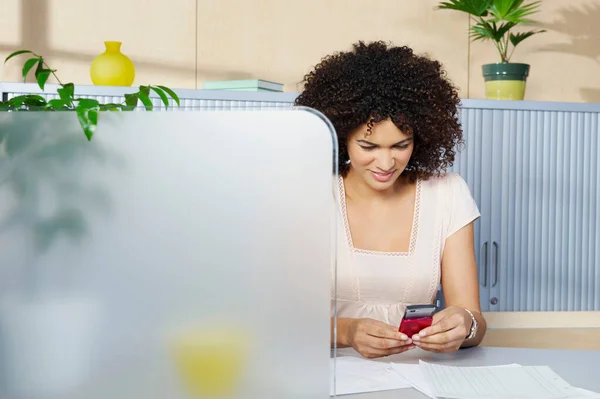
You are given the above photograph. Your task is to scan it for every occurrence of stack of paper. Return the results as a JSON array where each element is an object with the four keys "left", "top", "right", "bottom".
[
  {"left": 330, "top": 355, "right": 600, "bottom": 398},
  {"left": 392, "top": 361, "right": 600, "bottom": 399}
]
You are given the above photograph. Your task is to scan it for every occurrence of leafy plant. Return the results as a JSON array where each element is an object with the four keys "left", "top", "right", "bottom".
[
  {"left": 437, "top": 0, "right": 546, "bottom": 63},
  {"left": 0, "top": 50, "right": 181, "bottom": 140}
]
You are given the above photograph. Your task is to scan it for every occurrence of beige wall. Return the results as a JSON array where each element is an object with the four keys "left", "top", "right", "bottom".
[{"left": 1, "top": 0, "right": 599, "bottom": 102}]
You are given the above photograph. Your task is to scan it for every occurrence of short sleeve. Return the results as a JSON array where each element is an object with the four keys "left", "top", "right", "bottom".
[{"left": 443, "top": 172, "right": 480, "bottom": 239}]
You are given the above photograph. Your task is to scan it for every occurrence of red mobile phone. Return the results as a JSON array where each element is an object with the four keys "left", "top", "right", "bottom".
[{"left": 398, "top": 304, "right": 436, "bottom": 336}]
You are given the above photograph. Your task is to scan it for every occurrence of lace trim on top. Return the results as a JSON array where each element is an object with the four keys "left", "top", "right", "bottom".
[{"left": 338, "top": 175, "right": 421, "bottom": 257}]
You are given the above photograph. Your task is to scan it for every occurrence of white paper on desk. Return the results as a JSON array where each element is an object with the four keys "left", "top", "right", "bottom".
[
  {"left": 419, "top": 360, "right": 580, "bottom": 399},
  {"left": 391, "top": 363, "right": 434, "bottom": 398},
  {"left": 571, "top": 387, "right": 600, "bottom": 398},
  {"left": 390, "top": 363, "right": 521, "bottom": 398},
  {"left": 330, "top": 356, "right": 411, "bottom": 395}
]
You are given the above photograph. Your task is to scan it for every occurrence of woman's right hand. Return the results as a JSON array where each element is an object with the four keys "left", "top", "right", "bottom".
[{"left": 346, "top": 318, "right": 414, "bottom": 358}]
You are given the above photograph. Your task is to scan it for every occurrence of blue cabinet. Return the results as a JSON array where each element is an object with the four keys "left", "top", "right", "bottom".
[{"left": 452, "top": 101, "right": 600, "bottom": 311}]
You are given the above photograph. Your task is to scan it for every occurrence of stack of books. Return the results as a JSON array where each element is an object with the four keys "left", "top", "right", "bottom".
[{"left": 202, "top": 79, "right": 283, "bottom": 92}]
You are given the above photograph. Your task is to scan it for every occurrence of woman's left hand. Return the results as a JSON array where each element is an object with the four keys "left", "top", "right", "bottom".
[{"left": 410, "top": 306, "right": 471, "bottom": 353}]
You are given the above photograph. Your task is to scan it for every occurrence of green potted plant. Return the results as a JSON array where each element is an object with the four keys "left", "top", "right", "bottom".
[
  {"left": 0, "top": 50, "right": 180, "bottom": 397},
  {"left": 437, "top": 0, "right": 546, "bottom": 100},
  {"left": 1, "top": 49, "right": 180, "bottom": 139}
]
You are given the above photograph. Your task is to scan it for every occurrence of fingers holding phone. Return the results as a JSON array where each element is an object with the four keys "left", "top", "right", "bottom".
[
  {"left": 347, "top": 318, "right": 414, "bottom": 359},
  {"left": 411, "top": 306, "right": 471, "bottom": 353},
  {"left": 398, "top": 304, "right": 435, "bottom": 337}
]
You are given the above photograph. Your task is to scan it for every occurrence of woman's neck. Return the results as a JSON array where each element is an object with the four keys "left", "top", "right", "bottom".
[{"left": 343, "top": 169, "right": 413, "bottom": 203}]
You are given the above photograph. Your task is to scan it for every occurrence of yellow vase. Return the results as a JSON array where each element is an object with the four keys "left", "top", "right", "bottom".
[
  {"left": 169, "top": 326, "right": 251, "bottom": 398},
  {"left": 90, "top": 41, "right": 135, "bottom": 86}
]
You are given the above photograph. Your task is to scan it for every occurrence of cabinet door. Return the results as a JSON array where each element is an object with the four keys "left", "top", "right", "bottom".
[
  {"left": 491, "top": 110, "right": 600, "bottom": 311},
  {"left": 450, "top": 107, "right": 494, "bottom": 311}
]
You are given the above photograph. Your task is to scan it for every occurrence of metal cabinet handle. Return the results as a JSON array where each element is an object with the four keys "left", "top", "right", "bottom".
[
  {"left": 492, "top": 241, "right": 499, "bottom": 287},
  {"left": 481, "top": 242, "right": 488, "bottom": 287}
]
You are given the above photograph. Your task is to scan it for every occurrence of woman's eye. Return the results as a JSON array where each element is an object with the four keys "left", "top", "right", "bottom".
[
  {"left": 394, "top": 145, "right": 409, "bottom": 150},
  {"left": 359, "top": 146, "right": 376, "bottom": 151}
]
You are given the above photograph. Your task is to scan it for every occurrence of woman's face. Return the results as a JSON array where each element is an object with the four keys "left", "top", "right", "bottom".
[{"left": 346, "top": 119, "right": 414, "bottom": 191}]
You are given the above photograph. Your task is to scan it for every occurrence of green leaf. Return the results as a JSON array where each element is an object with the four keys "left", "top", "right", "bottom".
[
  {"left": 57, "top": 83, "right": 75, "bottom": 101},
  {"left": 76, "top": 98, "right": 100, "bottom": 108},
  {"left": 495, "top": 21, "right": 516, "bottom": 40},
  {"left": 150, "top": 86, "right": 170, "bottom": 108},
  {"left": 4, "top": 50, "right": 34, "bottom": 64},
  {"left": 437, "top": 0, "right": 492, "bottom": 17},
  {"left": 99, "top": 103, "right": 124, "bottom": 111},
  {"left": 36, "top": 70, "right": 51, "bottom": 90},
  {"left": 21, "top": 57, "right": 40, "bottom": 82},
  {"left": 509, "top": 29, "right": 546, "bottom": 46},
  {"left": 89, "top": 108, "right": 98, "bottom": 125},
  {"left": 470, "top": 20, "right": 497, "bottom": 41},
  {"left": 76, "top": 106, "right": 99, "bottom": 141},
  {"left": 35, "top": 58, "right": 44, "bottom": 75},
  {"left": 139, "top": 85, "right": 151, "bottom": 97},
  {"left": 156, "top": 85, "right": 180, "bottom": 106},
  {"left": 7, "top": 94, "right": 47, "bottom": 108},
  {"left": 46, "top": 99, "right": 71, "bottom": 109},
  {"left": 124, "top": 93, "right": 139, "bottom": 107},
  {"left": 138, "top": 92, "right": 153, "bottom": 111},
  {"left": 489, "top": 0, "right": 542, "bottom": 23},
  {"left": 488, "top": 0, "right": 522, "bottom": 19}
]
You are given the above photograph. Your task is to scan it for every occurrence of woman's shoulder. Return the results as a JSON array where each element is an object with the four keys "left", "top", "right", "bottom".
[{"left": 422, "top": 172, "right": 468, "bottom": 192}]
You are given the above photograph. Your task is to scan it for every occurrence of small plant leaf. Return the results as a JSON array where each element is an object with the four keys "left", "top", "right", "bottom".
[
  {"left": 138, "top": 91, "right": 153, "bottom": 111},
  {"left": 35, "top": 69, "right": 52, "bottom": 90},
  {"left": 8, "top": 94, "right": 47, "bottom": 108},
  {"left": 490, "top": 0, "right": 542, "bottom": 23},
  {"left": 437, "top": 0, "right": 492, "bottom": 16},
  {"left": 21, "top": 57, "right": 39, "bottom": 82},
  {"left": 496, "top": 22, "right": 516, "bottom": 41},
  {"left": 150, "top": 86, "right": 170, "bottom": 108},
  {"left": 47, "top": 99, "right": 71, "bottom": 109},
  {"left": 139, "top": 85, "right": 151, "bottom": 96},
  {"left": 470, "top": 21, "right": 496, "bottom": 41},
  {"left": 99, "top": 103, "right": 124, "bottom": 111},
  {"left": 124, "top": 93, "right": 139, "bottom": 107},
  {"left": 57, "top": 83, "right": 75, "bottom": 101},
  {"left": 76, "top": 106, "right": 99, "bottom": 141},
  {"left": 156, "top": 85, "right": 180, "bottom": 106},
  {"left": 76, "top": 98, "right": 100, "bottom": 108},
  {"left": 510, "top": 30, "right": 546, "bottom": 47},
  {"left": 4, "top": 50, "right": 34, "bottom": 64}
]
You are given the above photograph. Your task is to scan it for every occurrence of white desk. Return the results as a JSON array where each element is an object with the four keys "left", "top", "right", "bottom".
[{"left": 334, "top": 346, "right": 600, "bottom": 398}]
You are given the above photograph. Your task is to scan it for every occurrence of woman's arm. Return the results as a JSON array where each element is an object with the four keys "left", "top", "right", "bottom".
[
  {"left": 331, "top": 317, "right": 352, "bottom": 348},
  {"left": 411, "top": 222, "right": 487, "bottom": 352},
  {"left": 331, "top": 317, "right": 352, "bottom": 347},
  {"left": 440, "top": 221, "right": 487, "bottom": 346}
]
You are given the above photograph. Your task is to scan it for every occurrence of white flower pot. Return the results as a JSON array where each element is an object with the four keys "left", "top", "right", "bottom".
[{"left": 0, "top": 296, "right": 101, "bottom": 397}]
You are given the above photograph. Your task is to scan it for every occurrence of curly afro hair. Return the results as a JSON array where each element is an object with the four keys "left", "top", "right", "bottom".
[{"left": 295, "top": 40, "right": 463, "bottom": 181}]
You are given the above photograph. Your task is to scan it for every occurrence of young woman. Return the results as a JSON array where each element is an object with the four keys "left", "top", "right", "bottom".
[{"left": 295, "top": 41, "right": 486, "bottom": 359}]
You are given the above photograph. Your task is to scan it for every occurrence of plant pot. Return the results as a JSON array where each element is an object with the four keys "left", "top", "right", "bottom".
[
  {"left": 482, "top": 63, "right": 530, "bottom": 100},
  {"left": 0, "top": 296, "right": 102, "bottom": 397}
]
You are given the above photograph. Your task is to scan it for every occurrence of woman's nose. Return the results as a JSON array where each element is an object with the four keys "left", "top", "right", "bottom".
[{"left": 377, "top": 152, "right": 395, "bottom": 171}]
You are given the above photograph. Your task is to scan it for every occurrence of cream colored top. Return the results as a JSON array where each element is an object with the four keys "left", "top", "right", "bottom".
[{"left": 332, "top": 172, "right": 480, "bottom": 327}]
